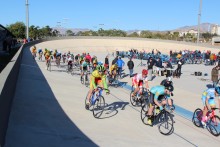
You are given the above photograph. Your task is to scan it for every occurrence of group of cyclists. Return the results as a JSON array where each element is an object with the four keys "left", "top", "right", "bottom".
[{"left": 31, "top": 46, "right": 220, "bottom": 128}]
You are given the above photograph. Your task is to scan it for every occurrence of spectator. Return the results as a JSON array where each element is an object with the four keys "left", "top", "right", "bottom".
[
  {"left": 112, "top": 56, "right": 118, "bottom": 65},
  {"left": 211, "top": 66, "right": 220, "bottom": 87},
  {"left": 127, "top": 58, "right": 134, "bottom": 77},
  {"left": 170, "top": 50, "right": 173, "bottom": 57},
  {"left": 155, "top": 58, "right": 163, "bottom": 76},
  {"left": 116, "top": 56, "right": 125, "bottom": 78},
  {"left": 147, "top": 57, "right": 154, "bottom": 81},
  {"left": 176, "top": 59, "right": 183, "bottom": 78},
  {"left": 104, "top": 55, "right": 109, "bottom": 70}
]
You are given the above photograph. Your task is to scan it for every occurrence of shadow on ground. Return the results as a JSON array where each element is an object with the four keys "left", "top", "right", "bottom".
[{"left": 5, "top": 47, "right": 98, "bottom": 147}]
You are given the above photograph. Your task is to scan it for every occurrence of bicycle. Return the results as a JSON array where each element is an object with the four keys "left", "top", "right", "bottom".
[
  {"left": 108, "top": 72, "right": 119, "bottom": 88},
  {"left": 130, "top": 87, "right": 150, "bottom": 107},
  {"left": 85, "top": 87, "right": 109, "bottom": 118},
  {"left": 192, "top": 108, "right": 220, "bottom": 136},
  {"left": 67, "top": 62, "right": 73, "bottom": 73},
  {"left": 46, "top": 59, "right": 51, "bottom": 72},
  {"left": 38, "top": 52, "right": 43, "bottom": 61},
  {"left": 141, "top": 96, "right": 174, "bottom": 135},
  {"left": 55, "top": 56, "right": 61, "bottom": 67},
  {"left": 81, "top": 71, "right": 90, "bottom": 87}
]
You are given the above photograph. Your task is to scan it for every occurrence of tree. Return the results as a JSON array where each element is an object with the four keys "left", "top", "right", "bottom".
[
  {"left": 127, "top": 32, "right": 139, "bottom": 37},
  {"left": 40, "top": 25, "right": 53, "bottom": 37},
  {"left": 173, "top": 32, "right": 179, "bottom": 40},
  {"left": 6, "top": 22, "right": 26, "bottom": 39},
  {"left": 140, "top": 31, "right": 153, "bottom": 38},
  {"left": 29, "top": 25, "right": 39, "bottom": 39},
  {"left": 52, "top": 29, "right": 59, "bottom": 37},
  {"left": 66, "top": 30, "right": 74, "bottom": 36}
]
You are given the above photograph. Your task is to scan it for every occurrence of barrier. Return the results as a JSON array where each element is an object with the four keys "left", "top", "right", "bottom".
[{"left": 0, "top": 40, "right": 42, "bottom": 146}]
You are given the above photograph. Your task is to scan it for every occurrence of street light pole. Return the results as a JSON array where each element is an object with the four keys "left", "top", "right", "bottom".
[
  {"left": 197, "top": 0, "right": 202, "bottom": 44},
  {"left": 25, "top": 0, "right": 29, "bottom": 39}
]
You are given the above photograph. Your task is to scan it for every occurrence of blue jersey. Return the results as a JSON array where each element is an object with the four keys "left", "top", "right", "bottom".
[
  {"left": 150, "top": 85, "right": 170, "bottom": 100},
  {"left": 202, "top": 88, "right": 216, "bottom": 106},
  {"left": 202, "top": 88, "right": 215, "bottom": 98}
]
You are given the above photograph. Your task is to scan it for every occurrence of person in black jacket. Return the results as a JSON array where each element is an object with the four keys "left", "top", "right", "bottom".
[
  {"left": 176, "top": 59, "right": 183, "bottom": 78},
  {"left": 112, "top": 56, "right": 118, "bottom": 65},
  {"left": 127, "top": 58, "right": 134, "bottom": 77},
  {"left": 104, "top": 55, "right": 109, "bottom": 70},
  {"left": 147, "top": 57, "right": 155, "bottom": 81}
]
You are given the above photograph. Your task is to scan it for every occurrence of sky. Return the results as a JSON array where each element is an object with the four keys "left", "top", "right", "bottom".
[{"left": 1, "top": 0, "right": 220, "bottom": 31}]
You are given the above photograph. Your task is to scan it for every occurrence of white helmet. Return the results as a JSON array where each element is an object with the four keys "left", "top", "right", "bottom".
[{"left": 167, "top": 77, "right": 172, "bottom": 82}]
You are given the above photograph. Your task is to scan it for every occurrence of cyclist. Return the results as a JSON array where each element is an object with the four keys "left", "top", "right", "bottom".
[
  {"left": 53, "top": 49, "right": 58, "bottom": 59},
  {"left": 67, "top": 51, "right": 71, "bottom": 58},
  {"left": 109, "top": 63, "right": 118, "bottom": 82},
  {"left": 85, "top": 65, "right": 110, "bottom": 109},
  {"left": 81, "top": 58, "right": 90, "bottom": 81},
  {"left": 201, "top": 87, "right": 220, "bottom": 127},
  {"left": 45, "top": 50, "right": 53, "bottom": 67},
  {"left": 38, "top": 48, "right": 43, "bottom": 60},
  {"left": 62, "top": 53, "right": 67, "bottom": 63},
  {"left": 67, "top": 55, "right": 73, "bottom": 70},
  {"left": 147, "top": 85, "right": 174, "bottom": 125},
  {"left": 131, "top": 69, "right": 149, "bottom": 98},
  {"left": 160, "top": 77, "right": 174, "bottom": 96},
  {"left": 92, "top": 58, "right": 98, "bottom": 71},
  {"left": 31, "top": 46, "right": 37, "bottom": 59},
  {"left": 56, "top": 51, "right": 62, "bottom": 66}
]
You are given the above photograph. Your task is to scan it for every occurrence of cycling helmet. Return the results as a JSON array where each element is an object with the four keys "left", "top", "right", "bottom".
[
  {"left": 167, "top": 77, "right": 172, "bottom": 82},
  {"left": 97, "top": 65, "right": 105, "bottom": 72},
  {"left": 215, "top": 86, "right": 220, "bottom": 94},
  {"left": 97, "top": 61, "right": 103, "bottom": 65},
  {"left": 142, "top": 69, "right": 148, "bottom": 75},
  {"left": 165, "top": 85, "right": 174, "bottom": 92}
]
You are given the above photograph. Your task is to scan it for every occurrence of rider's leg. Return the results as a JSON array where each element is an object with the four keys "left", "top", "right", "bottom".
[
  {"left": 87, "top": 81, "right": 94, "bottom": 104},
  {"left": 132, "top": 87, "right": 139, "bottom": 97}
]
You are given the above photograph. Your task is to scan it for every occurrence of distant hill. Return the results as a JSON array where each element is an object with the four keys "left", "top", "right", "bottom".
[
  {"left": 172, "top": 23, "right": 216, "bottom": 33},
  {"left": 53, "top": 23, "right": 218, "bottom": 34}
]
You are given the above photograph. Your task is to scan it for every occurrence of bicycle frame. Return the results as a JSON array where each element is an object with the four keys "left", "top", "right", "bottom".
[{"left": 91, "top": 88, "right": 103, "bottom": 105}]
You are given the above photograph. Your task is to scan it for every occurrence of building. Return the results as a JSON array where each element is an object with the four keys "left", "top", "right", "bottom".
[
  {"left": 211, "top": 25, "right": 220, "bottom": 35},
  {"left": 178, "top": 29, "right": 198, "bottom": 37},
  {"left": 0, "top": 24, "right": 15, "bottom": 52}
]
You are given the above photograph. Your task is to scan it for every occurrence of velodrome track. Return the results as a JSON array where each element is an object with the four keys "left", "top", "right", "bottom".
[{"left": 4, "top": 40, "right": 220, "bottom": 147}]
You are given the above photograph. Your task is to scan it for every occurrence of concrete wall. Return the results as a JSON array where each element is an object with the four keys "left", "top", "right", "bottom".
[{"left": 0, "top": 40, "right": 42, "bottom": 146}]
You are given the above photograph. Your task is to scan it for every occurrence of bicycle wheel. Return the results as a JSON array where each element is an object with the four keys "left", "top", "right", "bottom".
[
  {"left": 140, "top": 103, "right": 150, "bottom": 125},
  {"left": 130, "top": 92, "right": 138, "bottom": 106},
  {"left": 158, "top": 111, "right": 174, "bottom": 135},
  {"left": 81, "top": 76, "right": 84, "bottom": 84},
  {"left": 93, "top": 96, "right": 105, "bottom": 118},
  {"left": 207, "top": 115, "right": 220, "bottom": 137},
  {"left": 192, "top": 108, "right": 203, "bottom": 127}
]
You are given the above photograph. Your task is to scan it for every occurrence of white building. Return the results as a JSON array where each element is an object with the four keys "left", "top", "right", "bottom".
[
  {"left": 178, "top": 29, "right": 198, "bottom": 37},
  {"left": 211, "top": 25, "right": 220, "bottom": 35}
]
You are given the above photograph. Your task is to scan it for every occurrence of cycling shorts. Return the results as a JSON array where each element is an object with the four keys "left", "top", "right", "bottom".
[{"left": 202, "top": 96, "right": 215, "bottom": 106}]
